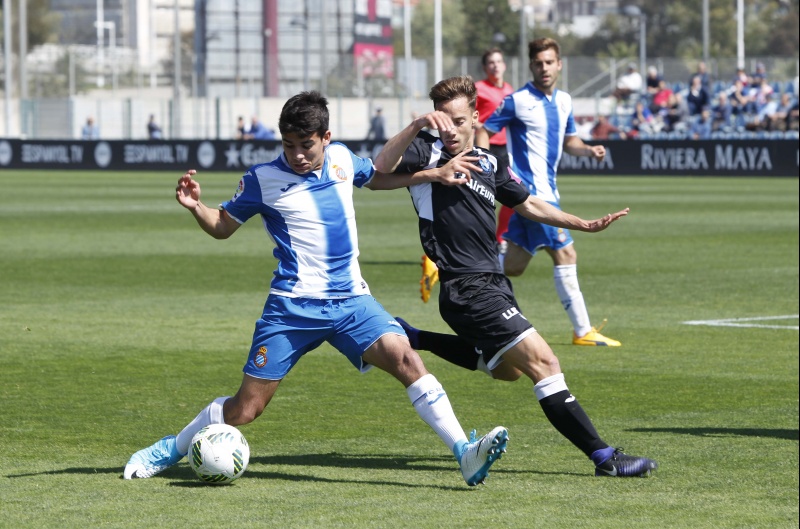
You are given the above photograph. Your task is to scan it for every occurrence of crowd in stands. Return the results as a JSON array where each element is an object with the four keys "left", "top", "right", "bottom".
[{"left": 588, "top": 62, "right": 799, "bottom": 140}]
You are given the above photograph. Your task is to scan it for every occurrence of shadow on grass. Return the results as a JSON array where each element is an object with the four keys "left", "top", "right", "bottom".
[
  {"left": 6, "top": 451, "right": 566, "bottom": 487},
  {"left": 629, "top": 427, "right": 798, "bottom": 441}
]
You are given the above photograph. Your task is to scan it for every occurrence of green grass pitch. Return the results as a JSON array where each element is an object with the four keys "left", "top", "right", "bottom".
[{"left": 0, "top": 170, "right": 797, "bottom": 528}]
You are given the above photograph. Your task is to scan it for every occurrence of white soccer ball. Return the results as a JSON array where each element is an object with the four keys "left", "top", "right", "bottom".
[{"left": 188, "top": 424, "right": 250, "bottom": 484}]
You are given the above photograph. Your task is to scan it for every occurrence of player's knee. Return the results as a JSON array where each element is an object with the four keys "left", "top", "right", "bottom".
[
  {"left": 504, "top": 262, "right": 525, "bottom": 276},
  {"left": 398, "top": 348, "right": 427, "bottom": 378}
]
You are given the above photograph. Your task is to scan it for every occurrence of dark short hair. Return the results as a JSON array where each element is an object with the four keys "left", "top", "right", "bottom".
[
  {"left": 429, "top": 76, "right": 477, "bottom": 110},
  {"left": 279, "top": 91, "right": 329, "bottom": 138},
  {"left": 481, "top": 47, "right": 504, "bottom": 66},
  {"left": 529, "top": 37, "right": 560, "bottom": 61}
]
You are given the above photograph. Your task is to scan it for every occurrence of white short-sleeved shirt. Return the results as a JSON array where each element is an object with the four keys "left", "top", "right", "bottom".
[
  {"left": 222, "top": 142, "right": 375, "bottom": 299},
  {"left": 484, "top": 82, "right": 577, "bottom": 205}
]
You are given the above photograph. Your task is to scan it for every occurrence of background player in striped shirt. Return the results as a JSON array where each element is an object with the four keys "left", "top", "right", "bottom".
[{"left": 477, "top": 37, "right": 622, "bottom": 347}]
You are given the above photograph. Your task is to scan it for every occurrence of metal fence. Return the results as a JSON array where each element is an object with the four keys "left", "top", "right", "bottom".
[{"left": 2, "top": 50, "right": 798, "bottom": 140}]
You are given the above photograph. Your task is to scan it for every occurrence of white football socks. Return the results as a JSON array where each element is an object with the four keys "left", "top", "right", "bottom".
[
  {"left": 533, "top": 373, "right": 569, "bottom": 401},
  {"left": 553, "top": 264, "right": 592, "bottom": 337},
  {"left": 175, "top": 396, "right": 229, "bottom": 455},
  {"left": 407, "top": 374, "right": 467, "bottom": 454}
]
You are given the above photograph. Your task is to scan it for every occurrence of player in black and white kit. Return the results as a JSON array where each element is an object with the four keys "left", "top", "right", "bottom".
[{"left": 374, "top": 76, "right": 658, "bottom": 478}]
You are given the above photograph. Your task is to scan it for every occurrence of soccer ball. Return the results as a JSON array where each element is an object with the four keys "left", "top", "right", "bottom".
[{"left": 189, "top": 424, "right": 250, "bottom": 484}]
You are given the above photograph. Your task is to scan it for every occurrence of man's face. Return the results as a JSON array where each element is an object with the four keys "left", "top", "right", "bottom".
[
  {"left": 530, "top": 48, "right": 562, "bottom": 93},
  {"left": 435, "top": 96, "right": 479, "bottom": 155},
  {"left": 281, "top": 130, "right": 331, "bottom": 174},
  {"left": 483, "top": 52, "right": 506, "bottom": 80}
]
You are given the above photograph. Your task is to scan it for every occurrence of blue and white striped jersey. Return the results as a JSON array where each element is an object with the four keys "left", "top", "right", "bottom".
[
  {"left": 483, "top": 82, "right": 576, "bottom": 205},
  {"left": 221, "top": 142, "right": 375, "bottom": 299}
]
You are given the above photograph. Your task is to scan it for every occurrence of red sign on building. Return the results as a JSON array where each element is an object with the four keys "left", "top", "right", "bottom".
[{"left": 353, "top": 0, "right": 394, "bottom": 78}]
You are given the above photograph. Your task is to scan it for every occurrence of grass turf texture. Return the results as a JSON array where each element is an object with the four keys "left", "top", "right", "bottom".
[{"left": 0, "top": 170, "right": 797, "bottom": 528}]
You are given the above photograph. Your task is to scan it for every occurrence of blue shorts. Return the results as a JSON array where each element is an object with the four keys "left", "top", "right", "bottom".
[
  {"left": 243, "top": 295, "right": 406, "bottom": 380},
  {"left": 504, "top": 207, "right": 574, "bottom": 256}
]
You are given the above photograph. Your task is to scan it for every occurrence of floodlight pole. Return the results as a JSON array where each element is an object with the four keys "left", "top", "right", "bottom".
[
  {"left": 3, "top": 0, "right": 11, "bottom": 136},
  {"left": 96, "top": 0, "right": 105, "bottom": 87},
  {"left": 434, "top": 0, "right": 441, "bottom": 82},
  {"left": 18, "top": 0, "right": 27, "bottom": 99},
  {"left": 736, "top": 0, "right": 745, "bottom": 69}
]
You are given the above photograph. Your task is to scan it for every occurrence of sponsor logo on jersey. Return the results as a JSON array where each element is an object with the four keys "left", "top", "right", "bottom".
[
  {"left": 502, "top": 307, "right": 520, "bottom": 320},
  {"left": 466, "top": 178, "right": 495, "bottom": 206}
]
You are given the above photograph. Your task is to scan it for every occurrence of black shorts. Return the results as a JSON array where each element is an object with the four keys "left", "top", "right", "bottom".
[{"left": 438, "top": 272, "right": 535, "bottom": 368}]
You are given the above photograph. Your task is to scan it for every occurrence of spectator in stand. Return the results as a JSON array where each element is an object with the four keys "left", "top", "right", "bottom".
[
  {"left": 575, "top": 116, "right": 595, "bottom": 141},
  {"left": 728, "top": 78, "right": 754, "bottom": 115},
  {"left": 590, "top": 115, "right": 626, "bottom": 140},
  {"left": 750, "top": 62, "right": 767, "bottom": 89},
  {"left": 645, "top": 66, "right": 662, "bottom": 98},
  {"left": 733, "top": 67, "right": 749, "bottom": 86},
  {"left": 788, "top": 98, "right": 799, "bottom": 131},
  {"left": 691, "top": 61, "right": 711, "bottom": 93},
  {"left": 147, "top": 115, "right": 163, "bottom": 139},
  {"left": 247, "top": 116, "right": 277, "bottom": 140},
  {"left": 235, "top": 116, "right": 249, "bottom": 140},
  {"left": 711, "top": 91, "right": 734, "bottom": 131},
  {"left": 662, "top": 92, "right": 689, "bottom": 133},
  {"left": 686, "top": 74, "right": 710, "bottom": 116},
  {"left": 751, "top": 76, "right": 775, "bottom": 114},
  {"left": 754, "top": 92, "right": 794, "bottom": 131},
  {"left": 650, "top": 79, "right": 673, "bottom": 114},
  {"left": 81, "top": 116, "right": 99, "bottom": 140},
  {"left": 631, "top": 100, "right": 659, "bottom": 136},
  {"left": 613, "top": 63, "right": 642, "bottom": 102},
  {"left": 689, "top": 108, "right": 713, "bottom": 139}
]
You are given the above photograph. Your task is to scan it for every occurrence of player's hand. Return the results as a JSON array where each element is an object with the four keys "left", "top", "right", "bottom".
[
  {"left": 414, "top": 110, "right": 456, "bottom": 134},
  {"left": 590, "top": 145, "right": 606, "bottom": 161},
  {"left": 585, "top": 208, "right": 629, "bottom": 232},
  {"left": 435, "top": 150, "right": 481, "bottom": 185},
  {"left": 176, "top": 169, "right": 201, "bottom": 210}
]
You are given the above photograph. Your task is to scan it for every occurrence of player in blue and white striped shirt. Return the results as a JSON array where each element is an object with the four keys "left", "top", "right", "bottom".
[
  {"left": 479, "top": 37, "right": 622, "bottom": 347},
  {"left": 123, "top": 91, "right": 509, "bottom": 487}
]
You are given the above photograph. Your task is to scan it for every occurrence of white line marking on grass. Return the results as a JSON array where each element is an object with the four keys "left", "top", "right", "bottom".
[{"left": 682, "top": 315, "right": 799, "bottom": 330}]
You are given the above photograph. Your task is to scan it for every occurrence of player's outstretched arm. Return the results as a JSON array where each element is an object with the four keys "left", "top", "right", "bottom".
[
  {"left": 176, "top": 169, "right": 241, "bottom": 239},
  {"left": 367, "top": 150, "right": 479, "bottom": 190},
  {"left": 514, "top": 195, "right": 629, "bottom": 233},
  {"left": 563, "top": 134, "right": 606, "bottom": 161}
]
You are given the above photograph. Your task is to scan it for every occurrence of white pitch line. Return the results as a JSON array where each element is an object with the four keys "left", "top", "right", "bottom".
[{"left": 682, "top": 315, "right": 799, "bottom": 330}]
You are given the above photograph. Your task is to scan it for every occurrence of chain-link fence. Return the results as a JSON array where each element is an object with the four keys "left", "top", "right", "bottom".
[{"left": 2, "top": 49, "right": 798, "bottom": 140}]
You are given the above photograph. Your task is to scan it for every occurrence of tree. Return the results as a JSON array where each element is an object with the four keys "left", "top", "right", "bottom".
[
  {"left": 0, "top": 0, "right": 60, "bottom": 52},
  {"left": 393, "top": 0, "right": 467, "bottom": 58},
  {"left": 459, "top": 0, "right": 520, "bottom": 58}
]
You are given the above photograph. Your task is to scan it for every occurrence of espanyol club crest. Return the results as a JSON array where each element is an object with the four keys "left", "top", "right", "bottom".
[{"left": 231, "top": 179, "right": 245, "bottom": 201}]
